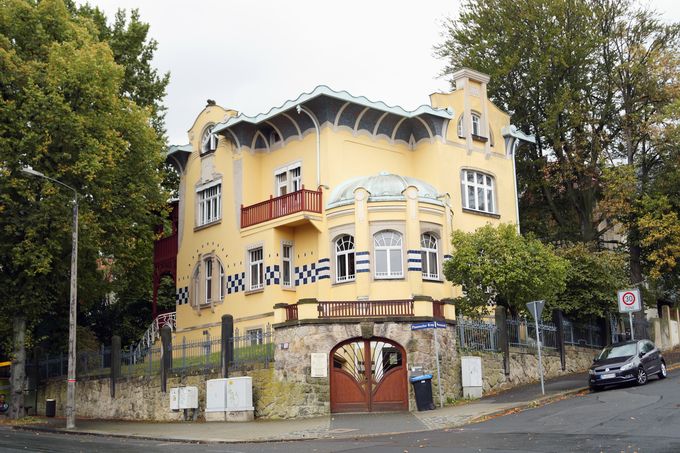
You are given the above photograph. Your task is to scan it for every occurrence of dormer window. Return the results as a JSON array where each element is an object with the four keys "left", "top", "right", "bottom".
[
  {"left": 471, "top": 113, "right": 481, "bottom": 136},
  {"left": 201, "top": 125, "right": 217, "bottom": 155}
]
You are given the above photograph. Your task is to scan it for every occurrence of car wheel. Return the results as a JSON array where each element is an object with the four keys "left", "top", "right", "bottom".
[
  {"left": 658, "top": 361, "right": 667, "bottom": 379},
  {"left": 636, "top": 367, "right": 648, "bottom": 385},
  {"left": 590, "top": 385, "right": 602, "bottom": 392}
]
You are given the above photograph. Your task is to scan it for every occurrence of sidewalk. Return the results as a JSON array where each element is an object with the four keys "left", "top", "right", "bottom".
[{"left": 13, "top": 372, "right": 589, "bottom": 443}]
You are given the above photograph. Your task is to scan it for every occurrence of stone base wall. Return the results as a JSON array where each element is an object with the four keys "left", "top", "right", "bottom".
[
  {"left": 272, "top": 320, "right": 459, "bottom": 417},
  {"left": 34, "top": 329, "right": 598, "bottom": 421},
  {"left": 36, "top": 368, "right": 275, "bottom": 421},
  {"left": 466, "top": 345, "right": 596, "bottom": 395}
]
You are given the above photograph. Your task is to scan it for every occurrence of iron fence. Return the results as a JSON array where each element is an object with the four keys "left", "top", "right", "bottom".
[
  {"left": 563, "top": 318, "right": 606, "bottom": 349},
  {"left": 457, "top": 320, "right": 499, "bottom": 351},
  {"left": 38, "top": 329, "right": 274, "bottom": 381},
  {"left": 507, "top": 319, "right": 558, "bottom": 350}
]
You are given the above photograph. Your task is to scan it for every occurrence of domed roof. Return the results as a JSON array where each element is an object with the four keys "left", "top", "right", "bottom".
[{"left": 328, "top": 172, "right": 443, "bottom": 208}]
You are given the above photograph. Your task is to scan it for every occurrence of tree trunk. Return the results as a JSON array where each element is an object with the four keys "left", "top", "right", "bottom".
[{"left": 10, "top": 316, "right": 26, "bottom": 419}]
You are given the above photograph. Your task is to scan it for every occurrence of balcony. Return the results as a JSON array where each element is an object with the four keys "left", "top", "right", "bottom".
[
  {"left": 153, "top": 235, "right": 178, "bottom": 264},
  {"left": 240, "top": 188, "right": 323, "bottom": 228},
  {"left": 275, "top": 298, "right": 455, "bottom": 323}
]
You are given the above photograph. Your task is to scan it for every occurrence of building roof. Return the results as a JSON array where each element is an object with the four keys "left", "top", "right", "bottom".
[{"left": 328, "top": 172, "right": 444, "bottom": 209}]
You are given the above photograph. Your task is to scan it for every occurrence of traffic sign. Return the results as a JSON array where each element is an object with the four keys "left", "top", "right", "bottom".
[
  {"left": 526, "top": 300, "right": 545, "bottom": 321},
  {"left": 617, "top": 289, "right": 641, "bottom": 313}
]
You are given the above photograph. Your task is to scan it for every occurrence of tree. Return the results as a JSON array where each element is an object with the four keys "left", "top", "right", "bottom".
[
  {"left": 554, "top": 243, "right": 628, "bottom": 319},
  {"left": 0, "top": 0, "right": 168, "bottom": 418},
  {"left": 443, "top": 224, "right": 569, "bottom": 318}
]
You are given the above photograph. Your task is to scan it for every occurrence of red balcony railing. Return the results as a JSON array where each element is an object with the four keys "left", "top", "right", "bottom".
[
  {"left": 241, "top": 188, "right": 323, "bottom": 228},
  {"left": 317, "top": 300, "right": 414, "bottom": 318},
  {"left": 285, "top": 304, "right": 299, "bottom": 321}
]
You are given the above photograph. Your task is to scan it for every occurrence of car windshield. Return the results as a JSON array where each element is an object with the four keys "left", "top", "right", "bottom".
[{"left": 598, "top": 343, "right": 637, "bottom": 360}]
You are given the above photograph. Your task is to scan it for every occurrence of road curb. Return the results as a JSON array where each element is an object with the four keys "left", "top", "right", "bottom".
[
  {"left": 14, "top": 368, "right": 677, "bottom": 445},
  {"left": 11, "top": 388, "right": 589, "bottom": 445}
]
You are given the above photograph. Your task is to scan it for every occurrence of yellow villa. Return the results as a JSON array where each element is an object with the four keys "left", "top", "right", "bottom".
[{"left": 165, "top": 68, "right": 533, "bottom": 415}]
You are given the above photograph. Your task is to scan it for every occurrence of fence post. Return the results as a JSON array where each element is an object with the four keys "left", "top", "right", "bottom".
[
  {"left": 221, "top": 315, "right": 234, "bottom": 378},
  {"left": 160, "top": 325, "right": 172, "bottom": 393},
  {"left": 495, "top": 306, "right": 510, "bottom": 376},
  {"left": 458, "top": 321, "right": 465, "bottom": 349},
  {"left": 553, "top": 309, "right": 566, "bottom": 371},
  {"left": 110, "top": 336, "right": 121, "bottom": 398}
]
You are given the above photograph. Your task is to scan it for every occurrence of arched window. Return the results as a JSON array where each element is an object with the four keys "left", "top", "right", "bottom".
[
  {"left": 471, "top": 113, "right": 481, "bottom": 136},
  {"left": 461, "top": 169, "right": 495, "bottom": 213},
  {"left": 219, "top": 260, "right": 225, "bottom": 300},
  {"left": 201, "top": 124, "right": 217, "bottom": 155},
  {"left": 191, "top": 265, "right": 201, "bottom": 307},
  {"left": 335, "top": 235, "right": 355, "bottom": 282},
  {"left": 420, "top": 233, "right": 439, "bottom": 280},
  {"left": 374, "top": 230, "right": 403, "bottom": 278},
  {"left": 457, "top": 115, "right": 464, "bottom": 138}
]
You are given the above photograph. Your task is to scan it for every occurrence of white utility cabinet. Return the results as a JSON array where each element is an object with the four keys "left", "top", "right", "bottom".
[
  {"left": 461, "top": 356, "right": 483, "bottom": 399},
  {"left": 179, "top": 386, "right": 198, "bottom": 409},
  {"left": 205, "top": 377, "right": 254, "bottom": 421},
  {"left": 169, "top": 387, "right": 180, "bottom": 410}
]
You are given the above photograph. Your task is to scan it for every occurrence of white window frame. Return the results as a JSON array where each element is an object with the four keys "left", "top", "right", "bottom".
[
  {"left": 248, "top": 247, "right": 264, "bottom": 291},
  {"left": 420, "top": 233, "right": 439, "bottom": 280},
  {"left": 461, "top": 169, "right": 495, "bottom": 214},
  {"left": 335, "top": 235, "right": 356, "bottom": 283},
  {"left": 275, "top": 163, "right": 302, "bottom": 196},
  {"left": 204, "top": 258, "right": 213, "bottom": 303},
  {"left": 374, "top": 230, "right": 403, "bottom": 279},
  {"left": 282, "top": 242, "right": 293, "bottom": 288},
  {"left": 196, "top": 181, "right": 221, "bottom": 226},
  {"left": 246, "top": 328, "right": 263, "bottom": 346},
  {"left": 219, "top": 261, "right": 225, "bottom": 300},
  {"left": 200, "top": 124, "right": 217, "bottom": 155},
  {"left": 471, "top": 113, "right": 481, "bottom": 136}
]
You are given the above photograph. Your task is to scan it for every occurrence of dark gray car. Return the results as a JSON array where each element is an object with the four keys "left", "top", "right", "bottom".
[{"left": 589, "top": 339, "right": 667, "bottom": 390}]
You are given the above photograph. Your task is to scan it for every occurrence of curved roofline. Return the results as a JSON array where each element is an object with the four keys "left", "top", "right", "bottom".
[{"left": 213, "top": 85, "right": 454, "bottom": 135}]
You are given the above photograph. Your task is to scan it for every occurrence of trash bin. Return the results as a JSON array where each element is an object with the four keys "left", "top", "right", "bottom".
[
  {"left": 410, "top": 374, "right": 435, "bottom": 411},
  {"left": 45, "top": 399, "right": 56, "bottom": 417}
]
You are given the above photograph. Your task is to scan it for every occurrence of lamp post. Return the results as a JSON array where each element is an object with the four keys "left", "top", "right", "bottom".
[{"left": 22, "top": 166, "right": 78, "bottom": 429}]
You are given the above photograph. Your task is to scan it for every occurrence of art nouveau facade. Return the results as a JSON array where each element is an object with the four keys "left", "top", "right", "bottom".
[{"left": 166, "top": 68, "right": 532, "bottom": 345}]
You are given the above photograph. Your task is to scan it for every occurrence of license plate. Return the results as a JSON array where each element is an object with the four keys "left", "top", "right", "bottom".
[{"left": 601, "top": 373, "right": 615, "bottom": 379}]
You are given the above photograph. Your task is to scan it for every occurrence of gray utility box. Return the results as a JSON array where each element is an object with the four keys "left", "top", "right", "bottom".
[{"left": 461, "top": 356, "right": 483, "bottom": 399}]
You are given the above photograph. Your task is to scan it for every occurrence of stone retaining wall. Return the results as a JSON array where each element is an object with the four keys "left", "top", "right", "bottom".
[{"left": 35, "top": 327, "right": 598, "bottom": 421}]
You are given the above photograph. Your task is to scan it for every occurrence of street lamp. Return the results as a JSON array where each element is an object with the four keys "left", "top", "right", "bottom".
[{"left": 22, "top": 166, "right": 79, "bottom": 429}]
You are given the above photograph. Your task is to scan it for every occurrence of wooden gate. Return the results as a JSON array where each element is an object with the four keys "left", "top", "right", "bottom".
[{"left": 330, "top": 337, "right": 408, "bottom": 413}]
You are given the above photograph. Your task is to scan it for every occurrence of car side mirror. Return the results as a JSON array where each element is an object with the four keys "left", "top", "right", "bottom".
[{"left": 639, "top": 351, "right": 644, "bottom": 358}]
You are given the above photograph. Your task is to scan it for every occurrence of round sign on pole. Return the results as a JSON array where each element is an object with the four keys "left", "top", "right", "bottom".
[{"left": 617, "top": 288, "right": 641, "bottom": 313}]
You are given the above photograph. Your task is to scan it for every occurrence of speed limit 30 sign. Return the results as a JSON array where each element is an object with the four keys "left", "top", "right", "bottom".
[{"left": 617, "top": 288, "right": 641, "bottom": 313}]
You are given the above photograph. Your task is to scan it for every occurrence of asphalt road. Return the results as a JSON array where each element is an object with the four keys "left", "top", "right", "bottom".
[{"left": 1, "top": 370, "right": 678, "bottom": 453}]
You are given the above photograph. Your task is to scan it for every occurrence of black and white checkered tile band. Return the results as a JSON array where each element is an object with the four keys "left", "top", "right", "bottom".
[
  {"left": 356, "top": 251, "right": 370, "bottom": 273},
  {"left": 176, "top": 286, "right": 189, "bottom": 305},
  {"left": 295, "top": 263, "right": 316, "bottom": 286},
  {"left": 317, "top": 258, "right": 330, "bottom": 280},
  {"left": 265, "top": 265, "right": 280, "bottom": 285},
  {"left": 407, "top": 249, "right": 422, "bottom": 272},
  {"left": 227, "top": 272, "right": 245, "bottom": 294}
]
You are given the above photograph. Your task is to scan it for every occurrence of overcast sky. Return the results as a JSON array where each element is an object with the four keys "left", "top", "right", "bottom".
[{"left": 82, "top": 1, "right": 680, "bottom": 146}]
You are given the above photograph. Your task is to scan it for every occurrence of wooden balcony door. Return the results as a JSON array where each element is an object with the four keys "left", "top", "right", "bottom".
[{"left": 330, "top": 338, "right": 408, "bottom": 413}]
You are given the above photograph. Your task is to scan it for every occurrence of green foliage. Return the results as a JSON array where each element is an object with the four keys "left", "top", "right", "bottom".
[
  {"left": 554, "top": 243, "right": 628, "bottom": 319},
  {"left": 443, "top": 224, "right": 569, "bottom": 318},
  {"left": 0, "top": 0, "right": 169, "bottom": 354}
]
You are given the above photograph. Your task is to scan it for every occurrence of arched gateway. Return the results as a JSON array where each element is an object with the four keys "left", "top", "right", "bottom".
[{"left": 330, "top": 337, "right": 408, "bottom": 413}]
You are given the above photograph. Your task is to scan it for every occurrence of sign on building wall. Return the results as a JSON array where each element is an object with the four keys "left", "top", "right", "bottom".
[{"left": 310, "top": 353, "right": 328, "bottom": 378}]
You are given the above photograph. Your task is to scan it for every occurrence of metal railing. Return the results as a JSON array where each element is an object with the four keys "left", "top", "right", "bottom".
[
  {"left": 317, "top": 300, "right": 414, "bottom": 318},
  {"left": 131, "top": 311, "right": 176, "bottom": 363},
  {"left": 563, "top": 318, "right": 606, "bottom": 349},
  {"left": 507, "top": 319, "right": 558, "bottom": 349},
  {"left": 457, "top": 320, "right": 498, "bottom": 351},
  {"left": 241, "top": 188, "right": 322, "bottom": 228}
]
